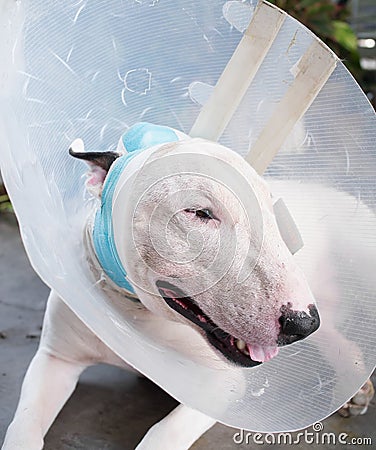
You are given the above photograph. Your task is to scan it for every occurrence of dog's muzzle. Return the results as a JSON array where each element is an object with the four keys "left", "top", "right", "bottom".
[{"left": 157, "top": 281, "right": 321, "bottom": 367}]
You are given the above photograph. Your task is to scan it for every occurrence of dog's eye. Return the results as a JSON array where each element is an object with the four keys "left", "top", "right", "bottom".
[{"left": 185, "top": 208, "right": 216, "bottom": 221}]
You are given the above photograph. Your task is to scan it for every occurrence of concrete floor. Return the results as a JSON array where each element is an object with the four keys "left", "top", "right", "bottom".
[{"left": 0, "top": 213, "right": 375, "bottom": 449}]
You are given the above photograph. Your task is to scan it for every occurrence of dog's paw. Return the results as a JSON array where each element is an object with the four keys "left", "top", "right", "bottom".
[{"left": 337, "top": 379, "right": 374, "bottom": 417}]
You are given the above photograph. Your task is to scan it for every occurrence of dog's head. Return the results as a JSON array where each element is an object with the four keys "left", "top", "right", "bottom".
[{"left": 70, "top": 127, "right": 320, "bottom": 368}]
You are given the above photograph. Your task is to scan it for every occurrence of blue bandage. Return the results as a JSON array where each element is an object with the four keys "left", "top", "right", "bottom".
[{"left": 92, "top": 123, "right": 179, "bottom": 291}]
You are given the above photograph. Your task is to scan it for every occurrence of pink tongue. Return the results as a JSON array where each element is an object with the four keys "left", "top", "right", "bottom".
[{"left": 247, "top": 344, "right": 279, "bottom": 362}]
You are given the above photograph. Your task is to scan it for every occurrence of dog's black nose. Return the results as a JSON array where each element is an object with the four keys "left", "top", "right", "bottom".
[{"left": 278, "top": 304, "right": 320, "bottom": 346}]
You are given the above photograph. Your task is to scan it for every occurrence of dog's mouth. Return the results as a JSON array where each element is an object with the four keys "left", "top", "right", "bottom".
[{"left": 156, "top": 280, "right": 267, "bottom": 368}]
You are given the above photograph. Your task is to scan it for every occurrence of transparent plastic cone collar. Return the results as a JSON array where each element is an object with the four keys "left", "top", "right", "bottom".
[{"left": 0, "top": 0, "right": 375, "bottom": 435}]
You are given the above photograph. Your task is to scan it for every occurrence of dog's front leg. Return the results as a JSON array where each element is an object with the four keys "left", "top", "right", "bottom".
[
  {"left": 2, "top": 291, "right": 99, "bottom": 450},
  {"left": 135, "top": 404, "right": 216, "bottom": 450},
  {"left": 2, "top": 349, "right": 86, "bottom": 450}
]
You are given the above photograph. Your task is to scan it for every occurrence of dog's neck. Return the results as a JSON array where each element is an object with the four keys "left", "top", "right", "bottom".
[{"left": 83, "top": 217, "right": 140, "bottom": 303}]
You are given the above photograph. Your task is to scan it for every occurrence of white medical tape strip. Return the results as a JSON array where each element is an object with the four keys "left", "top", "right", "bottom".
[
  {"left": 246, "top": 39, "right": 338, "bottom": 174},
  {"left": 273, "top": 198, "right": 304, "bottom": 254},
  {"left": 189, "top": 1, "right": 285, "bottom": 140}
]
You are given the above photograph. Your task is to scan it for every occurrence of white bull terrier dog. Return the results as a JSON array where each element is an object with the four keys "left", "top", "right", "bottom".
[{"left": 2, "top": 122, "right": 372, "bottom": 450}]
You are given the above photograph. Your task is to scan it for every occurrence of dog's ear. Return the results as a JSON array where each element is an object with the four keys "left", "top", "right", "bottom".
[{"left": 69, "top": 139, "right": 121, "bottom": 198}]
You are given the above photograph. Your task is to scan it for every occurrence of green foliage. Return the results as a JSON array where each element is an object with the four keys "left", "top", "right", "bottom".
[
  {"left": 268, "top": 0, "right": 361, "bottom": 79},
  {"left": 332, "top": 20, "right": 358, "bottom": 53},
  {"left": 0, "top": 193, "right": 13, "bottom": 214}
]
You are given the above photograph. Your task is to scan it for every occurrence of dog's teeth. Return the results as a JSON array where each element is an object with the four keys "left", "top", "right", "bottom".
[{"left": 236, "top": 339, "right": 246, "bottom": 351}]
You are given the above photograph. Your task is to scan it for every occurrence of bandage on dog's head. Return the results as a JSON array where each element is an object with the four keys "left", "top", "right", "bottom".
[{"left": 69, "top": 123, "right": 187, "bottom": 291}]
